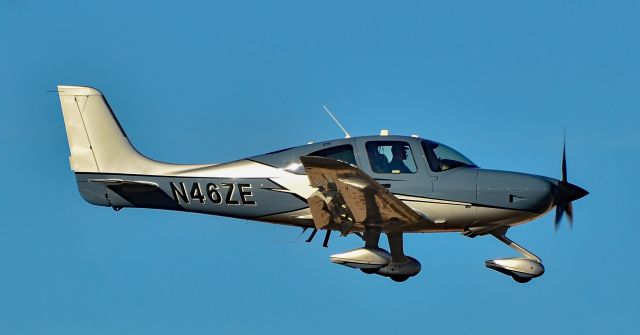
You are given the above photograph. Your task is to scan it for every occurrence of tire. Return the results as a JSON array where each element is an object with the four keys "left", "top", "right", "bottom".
[
  {"left": 513, "top": 276, "right": 531, "bottom": 283},
  {"left": 390, "top": 275, "right": 410, "bottom": 282},
  {"left": 360, "top": 268, "right": 377, "bottom": 274}
]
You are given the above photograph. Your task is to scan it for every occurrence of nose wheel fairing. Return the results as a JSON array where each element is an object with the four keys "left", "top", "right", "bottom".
[{"left": 485, "top": 230, "right": 545, "bottom": 283}]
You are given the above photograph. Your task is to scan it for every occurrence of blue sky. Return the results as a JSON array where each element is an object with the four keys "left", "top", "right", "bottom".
[{"left": 1, "top": 0, "right": 638, "bottom": 333}]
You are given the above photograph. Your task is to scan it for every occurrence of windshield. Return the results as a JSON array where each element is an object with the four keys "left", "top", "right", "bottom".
[{"left": 421, "top": 140, "right": 477, "bottom": 172}]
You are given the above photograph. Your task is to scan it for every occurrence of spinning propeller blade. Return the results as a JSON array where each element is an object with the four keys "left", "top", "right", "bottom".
[{"left": 554, "top": 137, "right": 588, "bottom": 230}]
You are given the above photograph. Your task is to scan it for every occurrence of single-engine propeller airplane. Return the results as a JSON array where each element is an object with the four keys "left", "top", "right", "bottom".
[{"left": 58, "top": 85, "right": 588, "bottom": 283}]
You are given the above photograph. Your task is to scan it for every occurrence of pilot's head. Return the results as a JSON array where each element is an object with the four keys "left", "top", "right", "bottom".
[{"left": 391, "top": 143, "right": 408, "bottom": 160}]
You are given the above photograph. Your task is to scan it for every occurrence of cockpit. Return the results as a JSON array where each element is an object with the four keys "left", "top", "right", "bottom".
[{"left": 250, "top": 135, "right": 477, "bottom": 175}]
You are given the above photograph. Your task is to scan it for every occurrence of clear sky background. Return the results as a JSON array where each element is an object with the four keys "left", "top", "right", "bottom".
[{"left": 1, "top": 0, "right": 638, "bottom": 334}]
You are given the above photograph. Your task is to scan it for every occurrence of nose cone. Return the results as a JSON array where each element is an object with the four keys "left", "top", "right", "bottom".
[
  {"left": 557, "top": 182, "right": 589, "bottom": 202},
  {"left": 477, "top": 170, "right": 555, "bottom": 214}
]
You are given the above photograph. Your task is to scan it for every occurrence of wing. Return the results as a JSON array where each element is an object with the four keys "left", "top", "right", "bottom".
[{"left": 299, "top": 156, "right": 424, "bottom": 235}]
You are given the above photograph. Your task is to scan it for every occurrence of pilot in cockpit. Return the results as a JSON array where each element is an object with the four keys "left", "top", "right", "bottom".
[{"left": 389, "top": 143, "right": 411, "bottom": 173}]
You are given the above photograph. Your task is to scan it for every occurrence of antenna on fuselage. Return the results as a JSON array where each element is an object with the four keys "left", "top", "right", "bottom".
[{"left": 322, "top": 105, "right": 351, "bottom": 138}]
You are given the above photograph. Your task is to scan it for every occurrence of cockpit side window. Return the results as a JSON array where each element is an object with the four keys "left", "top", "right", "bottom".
[
  {"left": 365, "top": 141, "right": 417, "bottom": 174},
  {"left": 309, "top": 145, "right": 357, "bottom": 166},
  {"left": 421, "top": 140, "right": 477, "bottom": 172}
]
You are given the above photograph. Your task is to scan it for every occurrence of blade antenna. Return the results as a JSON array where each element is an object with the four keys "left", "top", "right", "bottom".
[
  {"left": 295, "top": 227, "right": 308, "bottom": 242},
  {"left": 322, "top": 105, "right": 351, "bottom": 138}
]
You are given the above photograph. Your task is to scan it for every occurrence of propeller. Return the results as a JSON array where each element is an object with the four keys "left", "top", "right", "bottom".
[{"left": 554, "top": 138, "right": 589, "bottom": 230}]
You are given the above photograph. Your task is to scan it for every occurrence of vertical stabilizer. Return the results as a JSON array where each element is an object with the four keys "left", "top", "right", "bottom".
[
  {"left": 59, "top": 85, "right": 149, "bottom": 173},
  {"left": 58, "top": 85, "right": 183, "bottom": 174}
]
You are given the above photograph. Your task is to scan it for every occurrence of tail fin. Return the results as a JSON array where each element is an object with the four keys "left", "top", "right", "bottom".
[{"left": 58, "top": 85, "right": 173, "bottom": 174}]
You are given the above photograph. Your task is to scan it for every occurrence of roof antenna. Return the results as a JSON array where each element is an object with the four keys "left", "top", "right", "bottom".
[{"left": 322, "top": 105, "right": 351, "bottom": 138}]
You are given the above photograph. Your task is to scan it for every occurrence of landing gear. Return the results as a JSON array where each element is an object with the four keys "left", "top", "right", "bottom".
[
  {"left": 375, "top": 233, "right": 421, "bottom": 280},
  {"left": 331, "top": 228, "right": 421, "bottom": 282},
  {"left": 485, "top": 230, "right": 545, "bottom": 283}
]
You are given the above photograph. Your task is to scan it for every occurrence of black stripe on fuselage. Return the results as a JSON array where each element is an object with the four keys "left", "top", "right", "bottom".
[{"left": 391, "top": 192, "right": 542, "bottom": 214}]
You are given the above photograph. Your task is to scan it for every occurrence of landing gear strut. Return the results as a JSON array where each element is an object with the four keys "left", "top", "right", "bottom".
[{"left": 359, "top": 227, "right": 384, "bottom": 275}]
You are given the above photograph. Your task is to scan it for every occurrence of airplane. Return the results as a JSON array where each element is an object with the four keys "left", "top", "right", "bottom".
[{"left": 57, "top": 85, "right": 588, "bottom": 283}]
